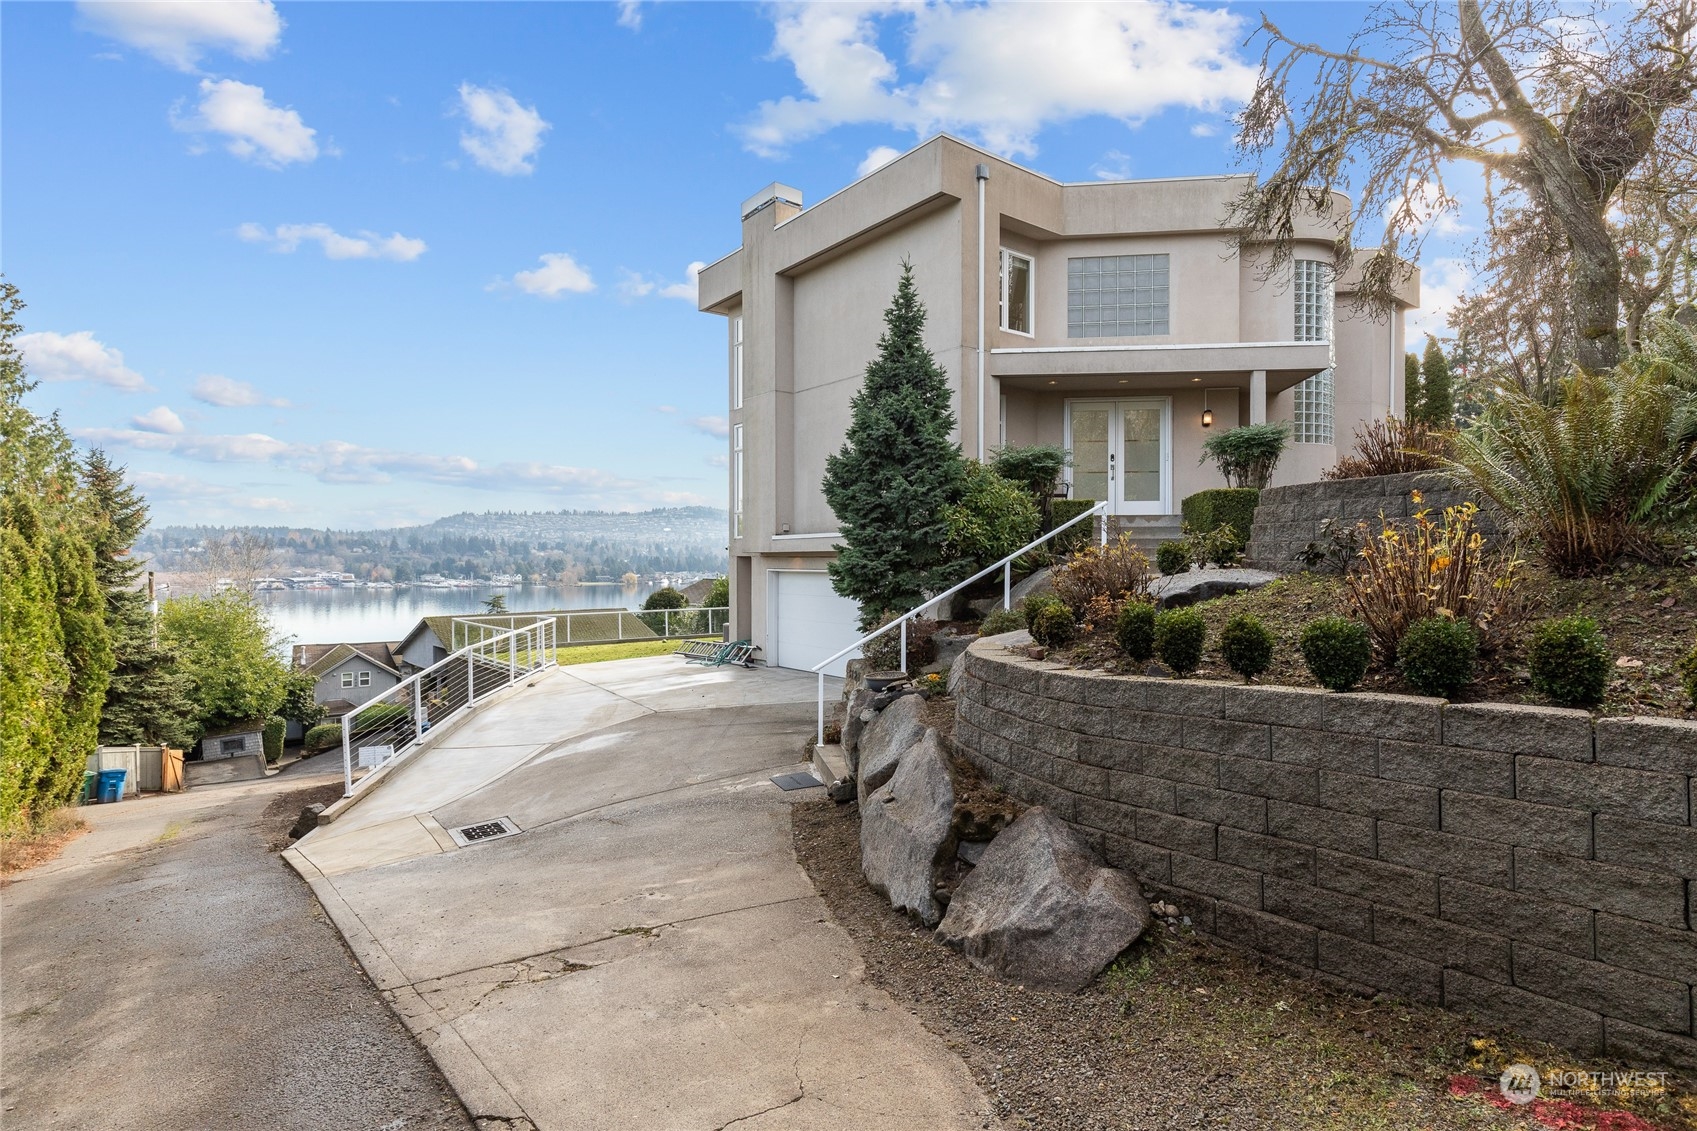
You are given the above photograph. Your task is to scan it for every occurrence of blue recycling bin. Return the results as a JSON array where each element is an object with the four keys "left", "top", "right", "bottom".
[{"left": 97, "top": 768, "right": 128, "bottom": 803}]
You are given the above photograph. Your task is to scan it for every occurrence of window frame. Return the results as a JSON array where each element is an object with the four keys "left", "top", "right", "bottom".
[
  {"left": 731, "top": 316, "right": 744, "bottom": 410},
  {"left": 1291, "top": 259, "right": 1336, "bottom": 445},
  {"left": 1066, "top": 253, "right": 1170, "bottom": 338},
  {"left": 341, "top": 671, "right": 355, "bottom": 688},
  {"left": 732, "top": 423, "right": 744, "bottom": 539},
  {"left": 999, "top": 248, "right": 1034, "bottom": 336},
  {"left": 357, "top": 670, "right": 371, "bottom": 687}
]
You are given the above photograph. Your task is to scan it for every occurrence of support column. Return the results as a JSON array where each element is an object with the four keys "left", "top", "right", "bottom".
[{"left": 1249, "top": 370, "right": 1267, "bottom": 425}]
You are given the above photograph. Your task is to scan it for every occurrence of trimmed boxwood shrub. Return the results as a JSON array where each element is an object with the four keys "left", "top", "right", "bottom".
[
  {"left": 977, "top": 607, "right": 1025, "bottom": 636},
  {"left": 1219, "top": 614, "right": 1275, "bottom": 682},
  {"left": 1397, "top": 616, "right": 1477, "bottom": 698},
  {"left": 1155, "top": 541, "right": 1190, "bottom": 576},
  {"left": 262, "top": 716, "right": 286, "bottom": 764},
  {"left": 1153, "top": 608, "right": 1206, "bottom": 676},
  {"left": 1048, "top": 498, "right": 1097, "bottom": 555},
  {"left": 1115, "top": 599, "right": 1157, "bottom": 661},
  {"left": 1528, "top": 616, "right": 1611, "bottom": 709},
  {"left": 1180, "top": 488, "right": 1260, "bottom": 555},
  {"left": 1026, "top": 597, "right": 1077, "bottom": 648},
  {"left": 1299, "top": 617, "right": 1371, "bottom": 691},
  {"left": 861, "top": 613, "right": 938, "bottom": 672},
  {"left": 304, "top": 722, "right": 342, "bottom": 753}
]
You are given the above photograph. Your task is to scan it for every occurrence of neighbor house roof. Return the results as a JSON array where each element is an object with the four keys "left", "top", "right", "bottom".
[
  {"left": 299, "top": 642, "right": 402, "bottom": 679},
  {"left": 679, "top": 578, "right": 719, "bottom": 604},
  {"left": 293, "top": 641, "right": 402, "bottom": 674},
  {"left": 399, "top": 609, "right": 662, "bottom": 658}
]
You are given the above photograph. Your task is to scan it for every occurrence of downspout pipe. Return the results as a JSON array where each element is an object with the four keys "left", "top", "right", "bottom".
[{"left": 976, "top": 163, "right": 989, "bottom": 461}]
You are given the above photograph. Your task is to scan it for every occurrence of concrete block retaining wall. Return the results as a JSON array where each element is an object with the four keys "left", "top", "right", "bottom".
[
  {"left": 1246, "top": 470, "right": 1501, "bottom": 571},
  {"left": 953, "top": 640, "right": 1697, "bottom": 1066}
]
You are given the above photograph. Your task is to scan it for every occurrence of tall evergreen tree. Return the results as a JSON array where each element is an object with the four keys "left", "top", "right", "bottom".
[
  {"left": 1419, "top": 335, "right": 1455, "bottom": 427},
  {"left": 1403, "top": 352, "right": 1423, "bottom": 421},
  {"left": 822, "top": 262, "right": 966, "bottom": 626},
  {"left": 0, "top": 280, "right": 112, "bottom": 825},
  {"left": 85, "top": 451, "right": 195, "bottom": 746}
]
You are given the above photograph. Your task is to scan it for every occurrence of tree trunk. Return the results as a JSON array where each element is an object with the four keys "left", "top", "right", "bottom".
[{"left": 1566, "top": 215, "right": 1623, "bottom": 371}]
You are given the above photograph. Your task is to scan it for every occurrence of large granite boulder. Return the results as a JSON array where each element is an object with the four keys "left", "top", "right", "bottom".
[
  {"left": 857, "top": 692, "right": 927, "bottom": 802},
  {"left": 838, "top": 688, "right": 876, "bottom": 768},
  {"left": 861, "top": 729, "right": 956, "bottom": 926},
  {"left": 935, "top": 807, "right": 1150, "bottom": 992}
]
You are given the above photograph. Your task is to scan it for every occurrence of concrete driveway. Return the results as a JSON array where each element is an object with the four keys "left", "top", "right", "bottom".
[{"left": 288, "top": 656, "right": 997, "bottom": 1131}]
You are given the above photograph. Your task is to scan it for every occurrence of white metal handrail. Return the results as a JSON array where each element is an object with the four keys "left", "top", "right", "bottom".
[
  {"left": 341, "top": 618, "right": 558, "bottom": 798},
  {"left": 450, "top": 608, "right": 730, "bottom": 650},
  {"left": 810, "top": 503, "right": 1109, "bottom": 743}
]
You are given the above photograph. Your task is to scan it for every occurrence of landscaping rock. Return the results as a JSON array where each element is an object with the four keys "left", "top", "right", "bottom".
[
  {"left": 1009, "top": 567, "right": 1054, "bottom": 605},
  {"left": 935, "top": 806, "right": 1150, "bottom": 992},
  {"left": 1151, "top": 567, "right": 1279, "bottom": 609},
  {"left": 839, "top": 688, "right": 876, "bottom": 766},
  {"left": 288, "top": 803, "right": 326, "bottom": 840},
  {"left": 857, "top": 692, "right": 927, "bottom": 801},
  {"left": 861, "top": 729, "right": 956, "bottom": 926}
]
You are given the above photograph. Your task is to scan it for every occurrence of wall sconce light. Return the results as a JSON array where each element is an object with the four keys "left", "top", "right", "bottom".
[{"left": 1201, "top": 388, "right": 1214, "bottom": 428}]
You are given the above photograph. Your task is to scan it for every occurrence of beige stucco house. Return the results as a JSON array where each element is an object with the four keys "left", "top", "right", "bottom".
[{"left": 697, "top": 135, "right": 1418, "bottom": 675}]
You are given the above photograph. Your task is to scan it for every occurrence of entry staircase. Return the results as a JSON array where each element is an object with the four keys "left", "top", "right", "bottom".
[{"left": 1105, "top": 515, "right": 1185, "bottom": 555}]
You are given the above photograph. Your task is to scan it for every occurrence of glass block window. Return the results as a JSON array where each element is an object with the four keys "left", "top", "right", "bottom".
[
  {"left": 1067, "top": 254, "right": 1169, "bottom": 338},
  {"left": 1292, "top": 259, "right": 1334, "bottom": 444}
]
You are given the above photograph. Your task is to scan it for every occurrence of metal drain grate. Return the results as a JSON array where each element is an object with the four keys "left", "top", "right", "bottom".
[{"left": 447, "top": 816, "right": 521, "bottom": 847}]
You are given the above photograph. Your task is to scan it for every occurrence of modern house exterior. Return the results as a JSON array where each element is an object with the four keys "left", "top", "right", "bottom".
[
  {"left": 697, "top": 135, "right": 1418, "bottom": 676},
  {"left": 291, "top": 641, "right": 404, "bottom": 721}
]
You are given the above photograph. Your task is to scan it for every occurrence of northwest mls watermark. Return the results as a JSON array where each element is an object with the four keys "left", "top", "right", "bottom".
[{"left": 1499, "top": 1063, "right": 1671, "bottom": 1105}]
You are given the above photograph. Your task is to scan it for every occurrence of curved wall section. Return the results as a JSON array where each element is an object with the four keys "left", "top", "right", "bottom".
[{"left": 953, "top": 639, "right": 1697, "bottom": 1066}]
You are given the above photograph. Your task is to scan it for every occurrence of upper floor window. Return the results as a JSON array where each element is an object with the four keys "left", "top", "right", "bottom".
[
  {"left": 731, "top": 316, "right": 744, "bottom": 409},
  {"left": 1067, "top": 254, "right": 1168, "bottom": 338},
  {"left": 1000, "top": 250, "right": 1033, "bottom": 335},
  {"left": 732, "top": 423, "right": 744, "bottom": 539},
  {"left": 341, "top": 671, "right": 354, "bottom": 688},
  {"left": 358, "top": 670, "right": 371, "bottom": 687},
  {"left": 1293, "top": 259, "right": 1332, "bottom": 342}
]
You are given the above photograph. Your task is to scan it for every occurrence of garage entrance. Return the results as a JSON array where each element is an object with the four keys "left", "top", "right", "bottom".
[{"left": 769, "top": 570, "right": 862, "bottom": 676}]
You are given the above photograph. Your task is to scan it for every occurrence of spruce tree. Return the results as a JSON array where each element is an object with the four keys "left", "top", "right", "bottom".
[
  {"left": 1418, "top": 336, "right": 1455, "bottom": 428},
  {"left": 85, "top": 450, "right": 195, "bottom": 747},
  {"left": 1403, "top": 352, "right": 1423, "bottom": 422},
  {"left": 822, "top": 262, "right": 966, "bottom": 627}
]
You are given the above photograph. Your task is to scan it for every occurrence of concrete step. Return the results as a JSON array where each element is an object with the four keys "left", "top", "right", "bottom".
[
  {"left": 1107, "top": 516, "right": 1184, "bottom": 554},
  {"left": 812, "top": 742, "right": 850, "bottom": 790}
]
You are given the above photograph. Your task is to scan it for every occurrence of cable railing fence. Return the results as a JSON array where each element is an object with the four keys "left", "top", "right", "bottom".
[
  {"left": 341, "top": 618, "right": 557, "bottom": 797},
  {"left": 810, "top": 503, "right": 1109, "bottom": 744}
]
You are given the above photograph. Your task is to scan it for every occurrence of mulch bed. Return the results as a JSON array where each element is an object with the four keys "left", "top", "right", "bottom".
[
  {"left": 792, "top": 797, "right": 1697, "bottom": 1130},
  {"left": 1056, "top": 565, "right": 1696, "bottom": 720}
]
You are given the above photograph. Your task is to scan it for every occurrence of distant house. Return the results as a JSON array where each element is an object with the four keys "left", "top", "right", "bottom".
[
  {"left": 292, "top": 641, "right": 404, "bottom": 720},
  {"left": 196, "top": 721, "right": 264, "bottom": 762},
  {"left": 396, "top": 610, "right": 663, "bottom": 671},
  {"left": 678, "top": 578, "right": 719, "bottom": 605}
]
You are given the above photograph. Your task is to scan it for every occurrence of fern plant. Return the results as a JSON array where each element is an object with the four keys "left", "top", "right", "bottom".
[{"left": 1443, "top": 364, "right": 1697, "bottom": 575}]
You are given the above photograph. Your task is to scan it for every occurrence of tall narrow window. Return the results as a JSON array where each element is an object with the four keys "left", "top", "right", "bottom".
[
  {"left": 732, "top": 423, "right": 744, "bottom": 539},
  {"left": 731, "top": 316, "right": 744, "bottom": 410},
  {"left": 1000, "top": 250, "right": 1033, "bottom": 334},
  {"left": 1067, "top": 254, "right": 1169, "bottom": 337},
  {"left": 1292, "top": 259, "right": 1334, "bottom": 444}
]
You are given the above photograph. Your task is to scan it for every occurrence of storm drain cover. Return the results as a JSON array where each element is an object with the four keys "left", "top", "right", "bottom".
[
  {"left": 771, "top": 772, "right": 824, "bottom": 792},
  {"left": 448, "top": 817, "right": 521, "bottom": 847}
]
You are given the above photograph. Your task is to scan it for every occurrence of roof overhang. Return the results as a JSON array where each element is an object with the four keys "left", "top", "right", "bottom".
[{"left": 990, "top": 340, "right": 1332, "bottom": 395}]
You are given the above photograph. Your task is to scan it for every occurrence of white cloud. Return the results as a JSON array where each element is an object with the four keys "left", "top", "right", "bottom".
[
  {"left": 706, "top": 453, "right": 729, "bottom": 468},
  {"left": 740, "top": 1, "right": 1257, "bottom": 159},
  {"left": 500, "top": 253, "right": 595, "bottom": 298},
  {"left": 77, "top": 0, "right": 281, "bottom": 71},
  {"left": 17, "top": 330, "right": 150, "bottom": 391},
  {"left": 655, "top": 404, "right": 678, "bottom": 414},
  {"left": 238, "top": 222, "right": 427, "bottom": 262},
  {"left": 1407, "top": 257, "right": 1473, "bottom": 342},
  {"left": 191, "top": 374, "right": 291, "bottom": 408},
  {"left": 131, "top": 405, "right": 185, "bottom": 434},
  {"left": 690, "top": 415, "right": 730, "bottom": 439},
  {"left": 173, "top": 78, "right": 318, "bottom": 167},
  {"left": 1092, "top": 149, "right": 1133, "bottom": 180},
  {"left": 618, "top": 261, "right": 704, "bottom": 302},
  {"left": 616, "top": 1, "right": 643, "bottom": 30},
  {"left": 456, "top": 83, "right": 550, "bottom": 175},
  {"left": 1190, "top": 121, "right": 1218, "bottom": 138},
  {"left": 857, "top": 145, "right": 902, "bottom": 177}
]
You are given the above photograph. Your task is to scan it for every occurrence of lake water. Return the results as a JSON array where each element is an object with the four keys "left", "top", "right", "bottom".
[{"left": 257, "top": 582, "right": 678, "bottom": 647}]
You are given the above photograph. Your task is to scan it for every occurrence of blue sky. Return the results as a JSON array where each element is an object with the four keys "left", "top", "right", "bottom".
[{"left": 4, "top": 1, "right": 1470, "bottom": 529}]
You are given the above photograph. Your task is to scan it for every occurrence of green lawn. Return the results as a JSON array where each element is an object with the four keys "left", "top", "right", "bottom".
[{"left": 549, "top": 638, "right": 715, "bottom": 665}]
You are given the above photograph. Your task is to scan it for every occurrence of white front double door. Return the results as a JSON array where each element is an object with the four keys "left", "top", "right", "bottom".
[{"left": 1065, "top": 398, "right": 1173, "bottom": 515}]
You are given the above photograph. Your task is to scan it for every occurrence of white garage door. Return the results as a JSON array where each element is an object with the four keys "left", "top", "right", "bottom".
[{"left": 772, "top": 570, "right": 863, "bottom": 676}]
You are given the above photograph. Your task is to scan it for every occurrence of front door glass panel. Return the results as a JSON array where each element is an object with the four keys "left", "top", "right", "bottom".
[
  {"left": 1071, "top": 405, "right": 1110, "bottom": 504},
  {"left": 1121, "top": 404, "right": 1162, "bottom": 503}
]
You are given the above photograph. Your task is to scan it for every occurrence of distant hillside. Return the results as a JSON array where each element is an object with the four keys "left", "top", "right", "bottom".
[{"left": 136, "top": 507, "right": 730, "bottom": 583}]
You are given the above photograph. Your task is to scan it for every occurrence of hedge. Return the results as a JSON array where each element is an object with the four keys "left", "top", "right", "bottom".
[
  {"left": 262, "top": 717, "right": 286, "bottom": 763},
  {"left": 1049, "top": 498, "right": 1097, "bottom": 555},
  {"left": 1180, "top": 488, "right": 1260, "bottom": 552}
]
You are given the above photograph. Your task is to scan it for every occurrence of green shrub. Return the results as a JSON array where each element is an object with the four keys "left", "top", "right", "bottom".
[
  {"left": 1673, "top": 641, "right": 1697, "bottom": 707},
  {"left": 943, "top": 460, "right": 1041, "bottom": 567},
  {"left": 978, "top": 607, "right": 1026, "bottom": 636},
  {"left": 1527, "top": 616, "right": 1611, "bottom": 709},
  {"left": 1200, "top": 423, "right": 1289, "bottom": 489},
  {"left": 350, "top": 702, "right": 410, "bottom": 734},
  {"left": 1180, "top": 488, "right": 1260, "bottom": 554},
  {"left": 1299, "top": 617, "right": 1372, "bottom": 692},
  {"left": 1219, "top": 614, "right": 1275, "bottom": 682},
  {"left": 860, "top": 613, "right": 938, "bottom": 672},
  {"left": 1026, "top": 599, "right": 1077, "bottom": 648},
  {"left": 1184, "top": 523, "right": 1242, "bottom": 568},
  {"left": 990, "top": 444, "right": 1069, "bottom": 500},
  {"left": 1153, "top": 608, "right": 1206, "bottom": 676},
  {"left": 702, "top": 576, "right": 729, "bottom": 609},
  {"left": 1115, "top": 599, "right": 1157, "bottom": 661},
  {"left": 1155, "top": 541, "right": 1190, "bottom": 576},
  {"left": 262, "top": 716, "right": 286, "bottom": 764},
  {"left": 1397, "top": 616, "right": 1478, "bottom": 698},
  {"left": 304, "top": 722, "right": 342, "bottom": 753},
  {"left": 1048, "top": 498, "right": 1097, "bottom": 555}
]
